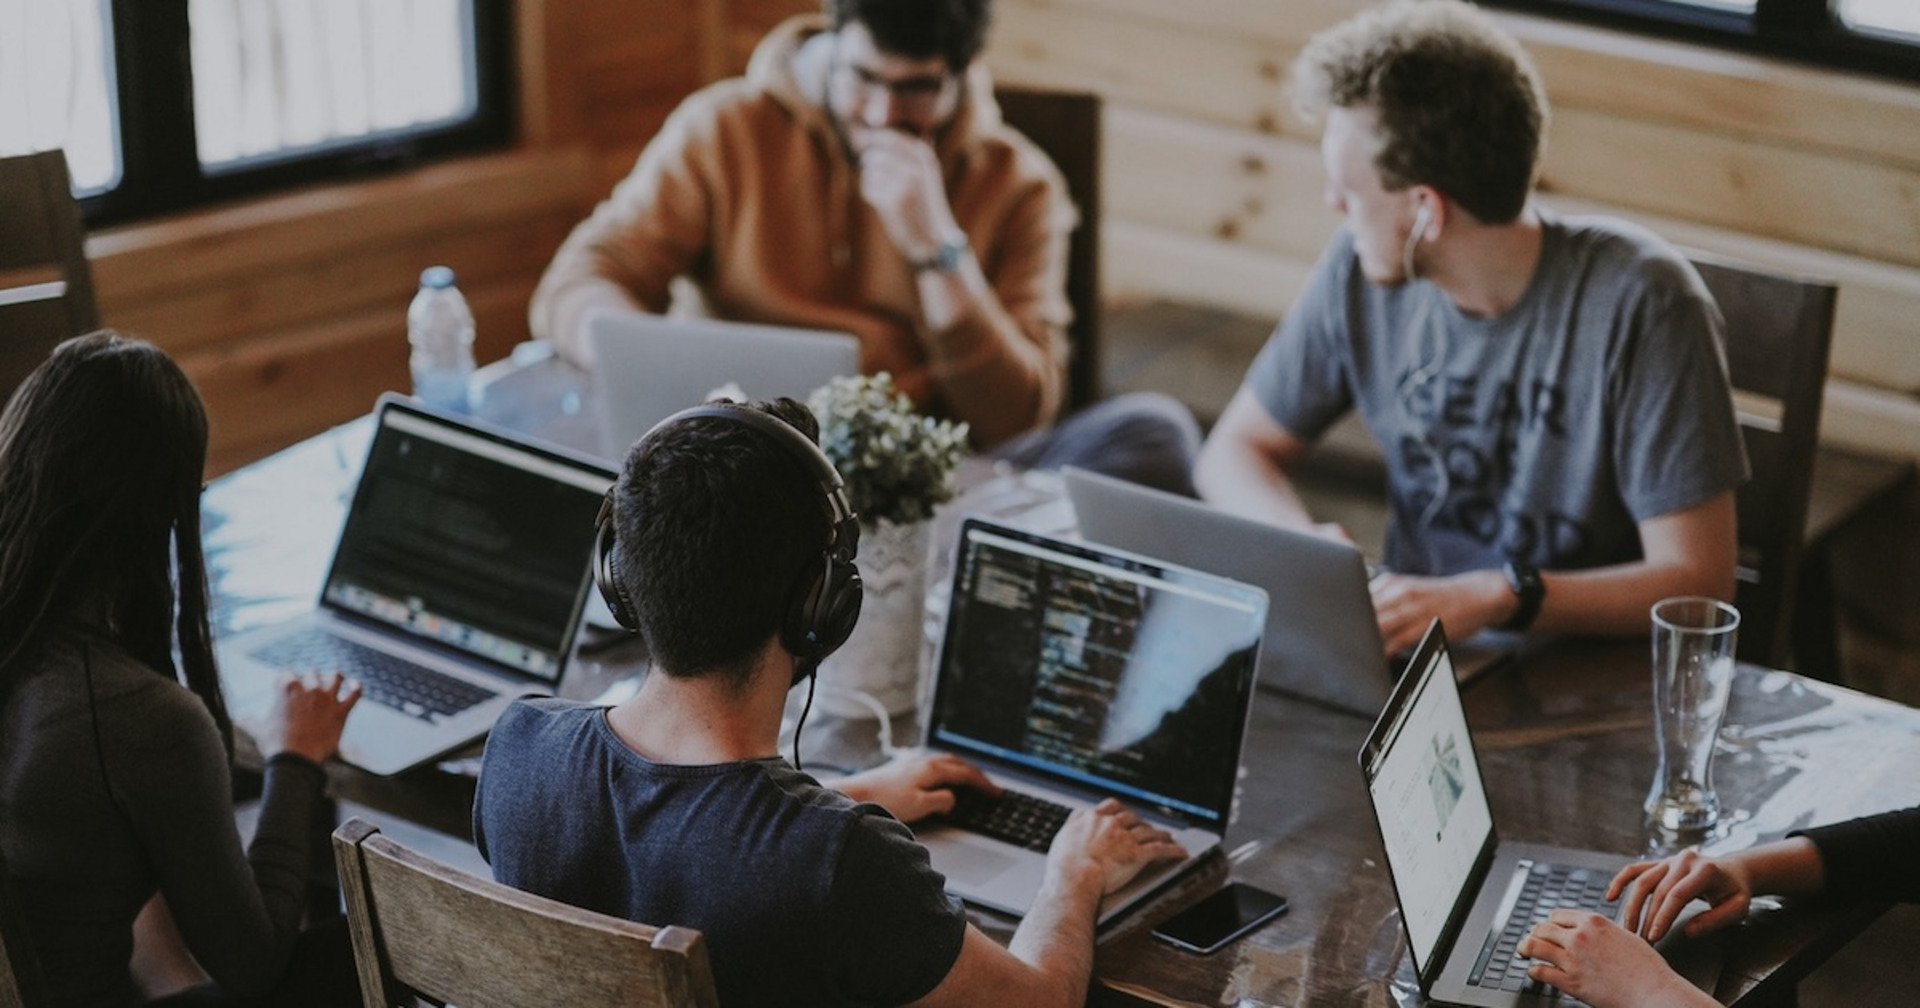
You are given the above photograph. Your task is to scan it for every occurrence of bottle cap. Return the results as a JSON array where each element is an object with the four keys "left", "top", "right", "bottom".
[{"left": 419, "top": 265, "right": 456, "bottom": 289}]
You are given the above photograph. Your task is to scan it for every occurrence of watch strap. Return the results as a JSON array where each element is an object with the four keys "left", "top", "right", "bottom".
[
  {"left": 1501, "top": 561, "right": 1545, "bottom": 632},
  {"left": 910, "top": 232, "right": 970, "bottom": 273}
]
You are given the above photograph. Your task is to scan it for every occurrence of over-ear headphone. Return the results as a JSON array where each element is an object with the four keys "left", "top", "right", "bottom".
[{"left": 592, "top": 403, "right": 864, "bottom": 680}]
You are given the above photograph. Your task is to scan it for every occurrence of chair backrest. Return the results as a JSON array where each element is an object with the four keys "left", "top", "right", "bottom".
[
  {"left": 995, "top": 86, "right": 1102, "bottom": 412},
  {"left": 1689, "top": 252, "right": 1837, "bottom": 668},
  {"left": 0, "top": 838, "right": 51, "bottom": 1008},
  {"left": 332, "top": 818, "right": 720, "bottom": 1008},
  {"left": 0, "top": 150, "right": 99, "bottom": 401}
]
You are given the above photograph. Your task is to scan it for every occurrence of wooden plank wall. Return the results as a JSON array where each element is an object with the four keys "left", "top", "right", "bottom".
[{"left": 976, "top": 0, "right": 1920, "bottom": 464}]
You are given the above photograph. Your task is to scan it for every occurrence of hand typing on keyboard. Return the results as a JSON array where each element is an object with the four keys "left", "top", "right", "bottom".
[
  {"left": 832, "top": 750, "right": 1000, "bottom": 824},
  {"left": 255, "top": 671, "right": 362, "bottom": 765},
  {"left": 1517, "top": 908, "right": 1717, "bottom": 1008},
  {"left": 1048, "top": 798, "right": 1188, "bottom": 898}
]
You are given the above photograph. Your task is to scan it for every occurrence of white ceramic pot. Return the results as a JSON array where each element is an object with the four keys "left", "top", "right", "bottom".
[{"left": 814, "top": 517, "right": 931, "bottom": 718}]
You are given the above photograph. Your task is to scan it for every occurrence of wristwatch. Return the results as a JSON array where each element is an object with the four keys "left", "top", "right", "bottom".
[
  {"left": 1501, "top": 561, "right": 1545, "bottom": 632},
  {"left": 910, "top": 232, "right": 970, "bottom": 273}
]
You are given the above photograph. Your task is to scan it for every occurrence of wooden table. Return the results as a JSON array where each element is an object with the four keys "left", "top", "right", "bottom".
[
  {"left": 209, "top": 390, "right": 1920, "bottom": 1007},
  {"left": 1069, "top": 644, "right": 1920, "bottom": 1007}
]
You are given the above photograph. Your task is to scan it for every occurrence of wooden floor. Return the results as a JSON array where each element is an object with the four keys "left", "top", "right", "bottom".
[{"left": 1100, "top": 297, "right": 1920, "bottom": 1005}]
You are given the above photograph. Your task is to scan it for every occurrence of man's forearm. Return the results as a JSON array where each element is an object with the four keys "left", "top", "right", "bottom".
[
  {"left": 529, "top": 276, "right": 649, "bottom": 368},
  {"left": 1527, "top": 559, "right": 1729, "bottom": 637},
  {"left": 1194, "top": 438, "right": 1320, "bottom": 532},
  {"left": 916, "top": 261, "right": 1064, "bottom": 447},
  {"left": 1002, "top": 869, "right": 1101, "bottom": 1008}
]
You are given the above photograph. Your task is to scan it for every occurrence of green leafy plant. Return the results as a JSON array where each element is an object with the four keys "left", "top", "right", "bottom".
[{"left": 807, "top": 373, "right": 969, "bottom": 527}]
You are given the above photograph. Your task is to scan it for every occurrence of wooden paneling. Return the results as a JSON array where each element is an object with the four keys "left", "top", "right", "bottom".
[
  {"left": 1104, "top": 218, "right": 1306, "bottom": 321},
  {"left": 192, "top": 276, "right": 539, "bottom": 474},
  {"left": 1104, "top": 106, "right": 1336, "bottom": 262},
  {"left": 90, "top": 149, "right": 591, "bottom": 474},
  {"left": 1542, "top": 106, "right": 1920, "bottom": 271}
]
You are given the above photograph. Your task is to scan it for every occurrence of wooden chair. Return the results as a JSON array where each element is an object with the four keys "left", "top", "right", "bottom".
[
  {"left": 995, "top": 86, "right": 1102, "bottom": 412},
  {"left": 332, "top": 818, "right": 719, "bottom": 1008},
  {"left": 0, "top": 150, "right": 99, "bottom": 401},
  {"left": 0, "top": 838, "right": 51, "bottom": 1008},
  {"left": 1690, "top": 252, "right": 1837, "bottom": 670}
]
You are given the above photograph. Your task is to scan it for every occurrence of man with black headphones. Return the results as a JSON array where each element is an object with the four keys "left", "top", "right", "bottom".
[
  {"left": 1195, "top": 1, "right": 1747, "bottom": 654},
  {"left": 473, "top": 398, "right": 1184, "bottom": 1007}
]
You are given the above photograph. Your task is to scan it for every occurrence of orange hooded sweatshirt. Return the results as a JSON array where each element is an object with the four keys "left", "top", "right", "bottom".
[{"left": 528, "top": 15, "right": 1075, "bottom": 447}]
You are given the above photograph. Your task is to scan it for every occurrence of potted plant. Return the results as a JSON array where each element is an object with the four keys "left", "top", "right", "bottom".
[{"left": 806, "top": 373, "right": 968, "bottom": 717}]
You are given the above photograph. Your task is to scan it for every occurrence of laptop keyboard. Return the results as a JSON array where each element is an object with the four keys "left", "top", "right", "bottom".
[
  {"left": 943, "top": 788, "right": 1074, "bottom": 852},
  {"left": 251, "top": 629, "right": 498, "bottom": 722},
  {"left": 1468, "top": 860, "right": 1620, "bottom": 1001}
]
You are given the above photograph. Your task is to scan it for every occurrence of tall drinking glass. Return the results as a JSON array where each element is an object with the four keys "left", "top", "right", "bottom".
[{"left": 1645, "top": 597, "right": 1741, "bottom": 833}]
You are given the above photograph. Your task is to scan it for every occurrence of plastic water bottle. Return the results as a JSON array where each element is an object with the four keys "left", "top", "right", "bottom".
[{"left": 407, "top": 265, "right": 475, "bottom": 413}]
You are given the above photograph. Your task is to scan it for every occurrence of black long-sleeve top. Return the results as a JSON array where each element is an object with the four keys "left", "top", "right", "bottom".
[
  {"left": 0, "top": 632, "right": 327, "bottom": 1007},
  {"left": 1794, "top": 806, "right": 1920, "bottom": 904}
]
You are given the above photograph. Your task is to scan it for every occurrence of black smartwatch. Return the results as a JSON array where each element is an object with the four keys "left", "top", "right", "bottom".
[{"left": 1501, "top": 560, "right": 1545, "bottom": 632}]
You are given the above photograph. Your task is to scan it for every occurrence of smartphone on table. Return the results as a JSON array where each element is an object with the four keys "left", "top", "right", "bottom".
[{"left": 1150, "top": 882, "right": 1289, "bottom": 955}]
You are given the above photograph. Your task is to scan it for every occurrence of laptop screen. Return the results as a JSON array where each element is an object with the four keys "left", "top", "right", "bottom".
[
  {"left": 1360, "top": 631, "right": 1496, "bottom": 976},
  {"left": 927, "top": 520, "right": 1266, "bottom": 830},
  {"left": 320, "top": 403, "right": 612, "bottom": 684}
]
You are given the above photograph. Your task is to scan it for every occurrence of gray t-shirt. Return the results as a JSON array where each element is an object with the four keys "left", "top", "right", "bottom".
[
  {"left": 474, "top": 698, "right": 968, "bottom": 1008},
  {"left": 1249, "top": 211, "right": 1748, "bottom": 576}
]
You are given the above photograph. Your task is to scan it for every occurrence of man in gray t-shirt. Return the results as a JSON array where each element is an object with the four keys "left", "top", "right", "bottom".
[{"left": 1196, "top": 1, "right": 1746, "bottom": 653}]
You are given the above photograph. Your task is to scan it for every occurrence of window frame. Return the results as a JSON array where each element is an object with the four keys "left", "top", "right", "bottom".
[
  {"left": 1479, "top": 0, "right": 1920, "bottom": 84},
  {"left": 80, "top": 0, "right": 515, "bottom": 227}
]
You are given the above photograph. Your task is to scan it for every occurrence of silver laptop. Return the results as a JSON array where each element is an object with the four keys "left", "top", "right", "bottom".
[
  {"left": 915, "top": 518, "right": 1267, "bottom": 927},
  {"left": 1359, "top": 622, "right": 1722, "bottom": 1006},
  {"left": 586, "top": 311, "right": 859, "bottom": 460},
  {"left": 1063, "top": 467, "right": 1515, "bottom": 716},
  {"left": 219, "top": 395, "right": 614, "bottom": 776}
]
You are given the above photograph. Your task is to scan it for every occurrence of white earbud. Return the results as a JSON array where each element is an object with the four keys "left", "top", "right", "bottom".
[{"left": 1401, "top": 201, "right": 1434, "bottom": 280}]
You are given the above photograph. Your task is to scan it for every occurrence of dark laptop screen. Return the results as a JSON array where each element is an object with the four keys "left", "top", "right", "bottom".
[
  {"left": 321, "top": 404, "right": 611, "bottom": 684},
  {"left": 928, "top": 521, "right": 1265, "bottom": 829}
]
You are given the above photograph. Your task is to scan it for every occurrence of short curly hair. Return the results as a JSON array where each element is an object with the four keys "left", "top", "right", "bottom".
[{"left": 1292, "top": 0, "right": 1547, "bottom": 225}]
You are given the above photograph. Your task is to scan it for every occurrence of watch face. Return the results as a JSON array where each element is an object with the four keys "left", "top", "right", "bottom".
[
  {"left": 935, "top": 235, "right": 968, "bottom": 271},
  {"left": 1503, "top": 562, "right": 1543, "bottom": 631}
]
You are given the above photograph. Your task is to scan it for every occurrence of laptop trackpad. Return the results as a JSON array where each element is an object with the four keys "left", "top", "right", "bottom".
[{"left": 933, "top": 835, "right": 1024, "bottom": 887}]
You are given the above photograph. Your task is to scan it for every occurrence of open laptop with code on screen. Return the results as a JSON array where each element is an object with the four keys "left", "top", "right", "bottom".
[
  {"left": 913, "top": 518, "right": 1267, "bottom": 927},
  {"left": 218, "top": 395, "right": 614, "bottom": 776}
]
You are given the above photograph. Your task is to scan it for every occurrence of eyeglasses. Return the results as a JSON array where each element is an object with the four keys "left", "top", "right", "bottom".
[{"left": 833, "top": 59, "right": 955, "bottom": 112}]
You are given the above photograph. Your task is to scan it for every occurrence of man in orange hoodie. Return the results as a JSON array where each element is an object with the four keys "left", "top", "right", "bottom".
[{"left": 531, "top": 0, "right": 1198, "bottom": 493}]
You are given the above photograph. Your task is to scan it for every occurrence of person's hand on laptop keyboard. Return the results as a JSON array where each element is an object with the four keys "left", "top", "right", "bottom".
[
  {"left": 1516, "top": 908, "right": 1718, "bottom": 1008},
  {"left": 1370, "top": 570, "right": 1513, "bottom": 655},
  {"left": 1048, "top": 798, "right": 1188, "bottom": 897},
  {"left": 258, "top": 670, "right": 362, "bottom": 765},
  {"left": 832, "top": 750, "right": 1000, "bottom": 824}
]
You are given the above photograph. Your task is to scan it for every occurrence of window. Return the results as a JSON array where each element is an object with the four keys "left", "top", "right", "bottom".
[
  {"left": 0, "top": 0, "right": 511, "bottom": 226},
  {"left": 1481, "top": 0, "right": 1920, "bottom": 82}
]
